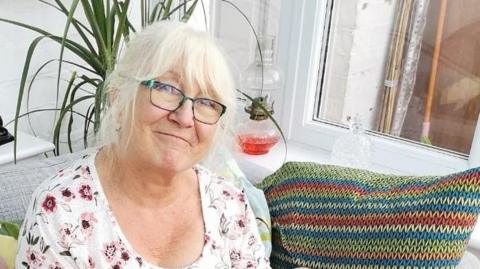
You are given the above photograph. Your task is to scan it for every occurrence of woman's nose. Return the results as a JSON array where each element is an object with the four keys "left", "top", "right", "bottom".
[{"left": 167, "top": 99, "right": 195, "bottom": 127}]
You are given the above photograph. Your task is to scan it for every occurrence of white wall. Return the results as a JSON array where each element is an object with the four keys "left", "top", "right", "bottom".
[
  {"left": 321, "top": 0, "right": 396, "bottom": 128},
  {"left": 0, "top": 0, "right": 71, "bottom": 139},
  {"left": 0, "top": 0, "right": 142, "bottom": 152},
  {"left": 213, "top": 0, "right": 260, "bottom": 81}
]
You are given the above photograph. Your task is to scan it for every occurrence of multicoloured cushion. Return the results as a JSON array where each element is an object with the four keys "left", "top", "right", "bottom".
[{"left": 258, "top": 162, "right": 480, "bottom": 269}]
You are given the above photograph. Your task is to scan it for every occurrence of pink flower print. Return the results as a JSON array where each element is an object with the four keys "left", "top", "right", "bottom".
[
  {"left": 135, "top": 257, "right": 143, "bottom": 266},
  {"left": 42, "top": 195, "right": 57, "bottom": 213},
  {"left": 235, "top": 215, "right": 248, "bottom": 231},
  {"left": 244, "top": 259, "right": 257, "bottom": 268},
  {"left": 88, "top": 257, "right": 96, "bottom": 269},
  {"left": 222, "top": 190, "right": 233, "bottom": 200},
  {"left": 74, "top": 165, "right": 92, "bottom": 179},
  {"left": 79, "top": 212, "right": 97, "bottom": 237},
  {"left": 230, "top": 249, "right": 241, "bottom": 261},
  {"left": 25, "top": 248, "right": 46, "bottom": 268},
  {"left": 49, "top": 262, "right": 64, "bottom": 269},
  {"left": 204, "top": 234, "right": 210, "bottom": 245},
  {"left": 59, "top": 223, "right": 73, "bottom": 240},
  {"left": 237, "top": 193, "right": 246, "bottom": 203},
  {"left": 247, "top": 235, "right": 257, "bottom": 246},
  {"left": 237, "top": 218, "right": 246, "bottom": 228},
  {"left": 209, "top": 239, "right": 222, "bottom": 256},
  {"left": 225, "top": 214, "right": 250, "bottom": 240},
  {"left": 103, "top": 242, "right": 118, "bottom": 262},
  {"left": 58, "top": 223, "right": 78, "bottom": 248},
  {"left": 111, "top": 261, "right": 123, "bottom": 269},
  {"left": 79, "top": 184, "right": 93, "bottom": 200},
  {"left": 80, "top": 165, "right": 92, "bottom": 179},
  {"left": 120, "top": 251, "right": 130, "bottom": 262},
  {"left": 61, "top": 187, "right": 75, "bottom": 202}
]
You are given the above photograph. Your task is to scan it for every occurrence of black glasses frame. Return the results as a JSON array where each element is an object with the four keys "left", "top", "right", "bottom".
[{"left": 140, "top": 80, "right": 227, "bottom": 125}]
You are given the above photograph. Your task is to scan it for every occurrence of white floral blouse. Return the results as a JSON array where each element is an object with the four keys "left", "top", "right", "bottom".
[{"left": 16, "top": 152, "right": 270, "bottom": 269}]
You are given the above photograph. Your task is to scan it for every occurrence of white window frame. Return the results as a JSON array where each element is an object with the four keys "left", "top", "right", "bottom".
[{"left": 276, "top": 0, "right": 480, "bottom": 175}]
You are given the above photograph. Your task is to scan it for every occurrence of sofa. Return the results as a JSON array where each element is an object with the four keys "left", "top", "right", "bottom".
[{"left": 1, "top": 148, "right": 480, "bottom": 269}]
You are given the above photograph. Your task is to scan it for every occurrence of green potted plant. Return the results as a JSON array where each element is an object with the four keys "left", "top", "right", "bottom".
[{"left": 0, "top": 0, "right": 199, "bottom": 159}]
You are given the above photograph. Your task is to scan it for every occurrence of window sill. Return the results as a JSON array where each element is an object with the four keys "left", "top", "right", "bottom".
[
  {"left": 233, "top": 139, "right": 400, "bottom": 184},
  {"left": 0, "top": 127, "right": 55, "bottom": 166}
]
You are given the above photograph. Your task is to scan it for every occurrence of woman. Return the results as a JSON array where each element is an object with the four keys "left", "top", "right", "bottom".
[{"left": 16, "top": 21, "right": 270, "bottom": 268}]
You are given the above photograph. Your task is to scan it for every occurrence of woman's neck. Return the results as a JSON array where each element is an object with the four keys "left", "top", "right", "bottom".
[{"left": 96, "top": 147, "right": 198, "bottom": 209}]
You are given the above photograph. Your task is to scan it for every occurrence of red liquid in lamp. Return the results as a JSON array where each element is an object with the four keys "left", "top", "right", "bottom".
[{"left": 237, "top": 134, "right": 279, "bottom": 155}]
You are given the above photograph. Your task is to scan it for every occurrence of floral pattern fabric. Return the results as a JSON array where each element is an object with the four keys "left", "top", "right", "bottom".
[{"left": 16, "top": 153, "right": 270, "bottom": 269}]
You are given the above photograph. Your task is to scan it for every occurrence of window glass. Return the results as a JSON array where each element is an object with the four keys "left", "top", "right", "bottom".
[{"left": 316, "top": 0, "right": 480, "bottom": 155}]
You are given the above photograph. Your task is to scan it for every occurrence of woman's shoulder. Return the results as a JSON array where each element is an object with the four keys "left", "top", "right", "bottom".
[
  {"left": 33, "top": 154, "right": 95, "bottom": 194},
  {"left": 195, "top": 165, "right": 249, "bottom": 212},
  {"left": 27, "top": 153, "right": 100, "bottom": 222},
  {"left": 196, "top": 165, "right": 246, "bottom": 195}
]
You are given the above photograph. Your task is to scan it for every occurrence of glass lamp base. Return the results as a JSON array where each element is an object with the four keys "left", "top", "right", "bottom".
[{"left": 237, "top": 134, "right": 279, "bottom": 155}]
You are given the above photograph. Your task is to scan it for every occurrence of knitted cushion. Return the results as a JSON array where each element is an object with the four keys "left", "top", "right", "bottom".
[{"left": 258, "top": 162, "right": 480, "bottom": 269}]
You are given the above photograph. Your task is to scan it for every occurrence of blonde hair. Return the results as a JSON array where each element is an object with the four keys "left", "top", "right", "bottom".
[{"left": 98, "top": 21, "right": 236, "bottom": 155}]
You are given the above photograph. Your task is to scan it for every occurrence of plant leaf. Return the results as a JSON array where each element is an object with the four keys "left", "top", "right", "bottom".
[
  {"left": 59, "top": 250, "right": 71, "bottom": 256},
  {"left": 61, "top": 72, "right": 77, "bottom": 153},
  {"left": 0, "top": 18, "right": 104, "bottom": 74},
  {"left": 80, "top": 0, "right": 108, "bottom": 73},
  {"left": 93, "top": 81, "right": 105, "bottom": 133},
  {"left": 39, "top": 0, "right": 94, "bottom": 36},
  {"left": 84, "top": 103, "right": 95, "bottom": 148},
  {"left": 40, "top": 0, "right": 98, "bottom": 56},
  {"left": 5, "top": 108, "right": 91, "bottom": 128},
  {"left": 0, "top": 221, "right": 20, "bottom": 240},
  {"left": 53, "top": 95, "right": 95, "bottom": 155},
  {"left": 13, "top": 35, "right": 46, "bottom": 163},
  {"left": 163, "top": 0, "right": 174, "bottom": 20},
  {"left": 166, "top": 0, "right": 195, "bottom": 19},
  {"left": 181, "top": 0, "right": 199, "bottom": 22},
  {"left": 53, "top": 0, "right": 80, "bottom": 135},
  {"left": 112, "top": 0, "right": 130, "bottom": 62}
]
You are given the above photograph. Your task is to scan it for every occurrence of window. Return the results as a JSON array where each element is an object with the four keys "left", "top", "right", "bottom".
[{"left": 277, "top": 0, "right": 480, "bottom": 174}]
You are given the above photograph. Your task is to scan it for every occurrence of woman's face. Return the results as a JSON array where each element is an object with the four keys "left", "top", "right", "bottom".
[{"left": 123, "top": 70, "right": 220, "bottom": 173}]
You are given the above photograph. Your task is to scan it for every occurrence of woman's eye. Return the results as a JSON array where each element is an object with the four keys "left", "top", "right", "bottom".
[
  {"left": 157, "top": 84, "right": 180, "bottom": 95},
  {"left": 198, "top": 99, "right": 211, "bottom": 106},
  {"left": 199, "top": 99, "right": 220, "bottom": 109}
]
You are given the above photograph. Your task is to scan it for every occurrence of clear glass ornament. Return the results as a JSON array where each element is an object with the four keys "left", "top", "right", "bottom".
[
  {"left": 236, "top": 35, "right": 283, "bottom": 155},
  {"left": 240, "top": 35, "right": 283, "bottom": 113},
  {"left": 330, "top": 115, "right": 372, "bottom": 169}
]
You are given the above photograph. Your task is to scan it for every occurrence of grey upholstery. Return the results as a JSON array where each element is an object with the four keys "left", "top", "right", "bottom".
[{"left": 0, "top": 148, "right": 95, "bottom": 221}]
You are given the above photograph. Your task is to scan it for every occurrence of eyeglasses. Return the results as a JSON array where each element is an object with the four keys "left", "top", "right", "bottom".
[{"left": 140, "top": 80, "right": 227, "bottom": 125}]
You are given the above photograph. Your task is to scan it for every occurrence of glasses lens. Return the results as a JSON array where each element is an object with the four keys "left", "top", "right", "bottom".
[
  {"left": 194, "top": 98, "right": 224, "bottom": 124},
  {"left": 144, "top": 80, "right": 225, "bottom": 124},
  {"left": 150, "top": 82, "right": 183, "bottom": 111}
]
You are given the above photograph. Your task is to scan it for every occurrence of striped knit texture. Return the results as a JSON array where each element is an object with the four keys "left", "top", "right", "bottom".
[{"left": 258, "top": 162, "right": 480, "bottom": 269}]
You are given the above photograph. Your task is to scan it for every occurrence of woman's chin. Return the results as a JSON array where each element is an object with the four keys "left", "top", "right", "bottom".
[{"left": 152, "top": 150, "right": 192, "bottom": 172}]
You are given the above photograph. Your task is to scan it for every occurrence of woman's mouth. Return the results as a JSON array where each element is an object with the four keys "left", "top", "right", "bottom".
[{"left": 154, "top": 131, "right": 191, "bottom": 145}]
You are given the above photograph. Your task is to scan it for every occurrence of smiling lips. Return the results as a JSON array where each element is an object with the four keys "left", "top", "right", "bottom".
[{"left": 154, "top": 131, "right": 191, "bottom": 145}]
